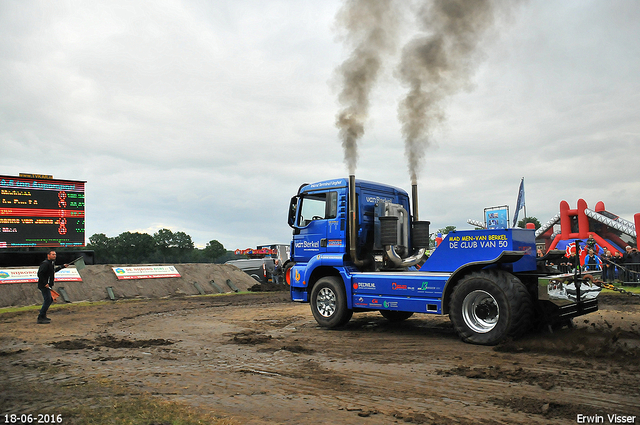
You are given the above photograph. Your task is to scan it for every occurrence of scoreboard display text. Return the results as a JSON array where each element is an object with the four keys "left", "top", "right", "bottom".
[{"left": 0, "top": 175, "right": 85, "bottom": 248}]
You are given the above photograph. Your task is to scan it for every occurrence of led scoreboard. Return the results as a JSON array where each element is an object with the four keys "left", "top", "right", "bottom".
[{"left": 0, "top": 174, "right": 86, "bottom": 248}]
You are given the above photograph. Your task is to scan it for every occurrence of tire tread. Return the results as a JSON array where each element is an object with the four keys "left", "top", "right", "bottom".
[{"left": 449, "top": 269, "right": 533, "bottom": 345}]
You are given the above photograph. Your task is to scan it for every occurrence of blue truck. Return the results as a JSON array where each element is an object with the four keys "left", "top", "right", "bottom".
[{"left": 285, "top": 176, "right": 601, "bottom": 345}]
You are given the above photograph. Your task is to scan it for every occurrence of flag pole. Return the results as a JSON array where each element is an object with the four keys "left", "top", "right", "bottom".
[{"left": 522, "top": 177, "right": 526, "bottom": 220}]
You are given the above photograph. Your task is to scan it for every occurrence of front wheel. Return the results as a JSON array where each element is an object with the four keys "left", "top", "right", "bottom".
[
  {"left": 449, "top": 270, "right": 533, "bottom": 345},
  {"left": 310, "top": 276, "right": 352, "bottom": 328}
]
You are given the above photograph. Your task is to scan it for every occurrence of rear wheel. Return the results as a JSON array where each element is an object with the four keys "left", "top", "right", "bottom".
[
  {"left": 449, "top": 270, "right": 533, "bottom": 345},
  {"left": 380, "top": 310, "right": 414, "bottom": 322},
  {"left": 310, "top": 276, "right": 352, "bottom": 328}
]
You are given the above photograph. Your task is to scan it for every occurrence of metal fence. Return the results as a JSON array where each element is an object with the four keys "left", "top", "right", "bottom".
[{"left": 554, "top": 260, "right": 640, "bottom": 286}]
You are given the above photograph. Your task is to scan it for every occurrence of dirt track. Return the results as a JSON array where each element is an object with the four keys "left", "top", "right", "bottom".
[{"left": 1, "top": 292, "right": 639, "bottom": 424}]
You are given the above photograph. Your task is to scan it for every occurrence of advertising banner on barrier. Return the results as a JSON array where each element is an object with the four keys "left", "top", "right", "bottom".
[
  {"left": 0, "top": 268, "right": 82, "bottom": 284},
  {"left": 111, "top": 266, "right": 181, "bottom": 280}
]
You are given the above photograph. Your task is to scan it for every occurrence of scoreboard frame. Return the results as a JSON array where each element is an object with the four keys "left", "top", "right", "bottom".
[{"left": 0, "top": 174, "right": 86, "bottom": 248}]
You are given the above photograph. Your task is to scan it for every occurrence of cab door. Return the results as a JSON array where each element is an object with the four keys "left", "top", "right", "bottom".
[{"left": 292, "top": 191, "right": 337, "bottom": 262}]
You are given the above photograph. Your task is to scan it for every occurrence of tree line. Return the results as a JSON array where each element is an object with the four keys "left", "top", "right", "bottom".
[{"left": 85, "top": 228, "right": 236, "bottom": 264}]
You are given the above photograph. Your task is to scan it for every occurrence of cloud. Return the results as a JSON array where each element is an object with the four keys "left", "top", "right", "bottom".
[{"left": 0, "top": 0, "right": 638, "bottom": 251}]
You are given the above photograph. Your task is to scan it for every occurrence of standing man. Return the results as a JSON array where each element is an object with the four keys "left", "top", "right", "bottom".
[
  {"left": 37, "top": 250, "right": 68, "bottom": 324},
  {"left": 601, "top": 249, "right": 614, "bottom": 282},
  {"left": 623, "top": 246, "right": 634, "bottom": 283},
  {"left": 273, "top": 259, "right": 282, "bottom": 285}
]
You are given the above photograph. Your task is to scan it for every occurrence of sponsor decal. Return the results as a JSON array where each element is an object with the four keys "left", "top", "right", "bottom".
[
  {"left": 295, "top": 269, "right": 301, "bottom": 282},
  {"left": 448, "top": 233, "right": 509, "bottom": 249},
  {"left": 365, "top": 196, "right": 393, "bottom": 204},
  {"left": 368, "top": 298, "right": 383, "bottom": 308},
  {"left": 307, "top": 180, "right": 343, "bottom": 189},
  {"left": 383, "top": 301, "right": 398, "bottom": 308},
  {"left": 391, "top": 282, "right": 408, "bottom": 290},
  {"left": 294, "top": 240, "right": 320, "bottom": 249},
  {"left": 354, "top": 282, "right": 376, "bottom": 290},
  {"left": 111, "top": 266, "right": 181, "bottom": 280},
  {"left": 355, "top": 296, "right": 368, "bottom": 307},
  {"left": 419, "top": 281, "right": 429, "bottom": 290},
  {"left": 0, "top": 268, "right": 82, "bottom": 284}
]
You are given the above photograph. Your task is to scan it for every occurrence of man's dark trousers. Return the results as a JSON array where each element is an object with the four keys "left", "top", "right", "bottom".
[{"left": 39, "top": 287, "right": 53, "bottom": 319}]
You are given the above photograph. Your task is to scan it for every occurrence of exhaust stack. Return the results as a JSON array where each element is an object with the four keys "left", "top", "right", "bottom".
[
  {"left": 349, "top": 175, "right": 365, "bottom": 268},
  {"left": 412, "top": 183, "right": 419, "bottom": 221},
  {"left": 381, "top": 180, "right": 429, "bottom": 268}
]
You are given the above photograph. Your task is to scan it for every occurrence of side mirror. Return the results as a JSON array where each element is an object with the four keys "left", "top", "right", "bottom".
[{"left": 288, "top": 196, "right": 299, "bottom": 228}]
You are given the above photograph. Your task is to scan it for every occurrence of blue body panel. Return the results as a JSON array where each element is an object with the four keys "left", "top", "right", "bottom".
[
  {"left": 351, "top": 272, "right": 449, "bottom": 314},
  {"left": 421, "top": 228, "right": 537, "bottom": 273}
]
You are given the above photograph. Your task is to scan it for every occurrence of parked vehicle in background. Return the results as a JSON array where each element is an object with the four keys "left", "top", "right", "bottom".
[{"left": 225, "top": 258, "right": 275, "bottom": 284}]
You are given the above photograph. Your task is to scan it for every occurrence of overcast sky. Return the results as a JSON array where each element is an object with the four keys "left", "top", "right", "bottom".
[{"left": 1, "top": 1, "right": 639, "bottom": 250}]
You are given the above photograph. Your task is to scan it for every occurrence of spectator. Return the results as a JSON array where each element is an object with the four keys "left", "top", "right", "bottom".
[
  {"left": 612, "top": 251, "right": 624, "bottom": 281},
  {"left": 586, "top": 234, "right": 597, "bottom": 252},
  {"left": 623, "top": 246, "right": 635, "bottom": 283},
  {"left": 583, "top": 249, "right": 601, "bottom": 272},
  {"left": 566, "top": 252, "right": 578, "bottom": 273},
  {"left": 601, "top": 249, "right": 614, "bottom": 282},
  {"left": 273, "top": 259, "right": 282, "bottom": 285}
]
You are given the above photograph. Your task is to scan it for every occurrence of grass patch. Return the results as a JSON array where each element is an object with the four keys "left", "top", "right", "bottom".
[
  {"left": 59, "top": 394, "right": 235, "bottom": 425},
  {"left": 2, "top": 365, "right": 237, "bottom": 425}
]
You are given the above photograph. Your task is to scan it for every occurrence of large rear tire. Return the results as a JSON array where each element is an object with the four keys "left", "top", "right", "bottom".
[
  {"left": 310, "top": 276, "right": 353, "bottom": 328},
  {"left": 449, "top": 270, "right": 533, "bottom": 345}
]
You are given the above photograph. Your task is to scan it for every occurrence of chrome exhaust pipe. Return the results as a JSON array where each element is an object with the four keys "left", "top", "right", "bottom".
[
  {"left": 386, "top": 245, "right": 426, "bottom": 267},
  {"left": 382, "top": 181, "right": 427, "bottom": 268}
]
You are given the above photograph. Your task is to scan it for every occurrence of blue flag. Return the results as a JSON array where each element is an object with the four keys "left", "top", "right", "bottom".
[{"left": 513, "top": 178, "right": 525, "bottom": 227}]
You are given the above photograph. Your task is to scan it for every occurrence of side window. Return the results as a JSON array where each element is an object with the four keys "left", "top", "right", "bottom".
[{"left": 327, "top": 191, "right": 337, "bottom": 219}]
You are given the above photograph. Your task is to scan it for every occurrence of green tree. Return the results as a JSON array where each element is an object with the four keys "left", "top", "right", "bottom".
[
  {"left": 173, "top": 231, "right": 194, "bottom": 262},
  {"left": 153, "top": 228, "right": 174, "bottom": 261},
  {"left": 438, "top": 226, "right": 456, "bottom": 235},
  {"left": 86, "top": 233, "right": 115, "bottom": 264},
  {"left": 517, "top": 217, "right": 541, "bottom": 230},
  {"left": 203, "top": 240, "right": 226, "bottom": 262},
  {"left": 152, "top": 229, "right": 194, "bottom": 262},
  {"left": 113, "top": 232, "right": 155, "bottom": 264}
]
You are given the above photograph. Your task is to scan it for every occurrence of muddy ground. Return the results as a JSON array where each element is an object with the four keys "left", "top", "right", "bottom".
[{"left": 1, "top": 292, "right": 639, "bottom": 424}]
